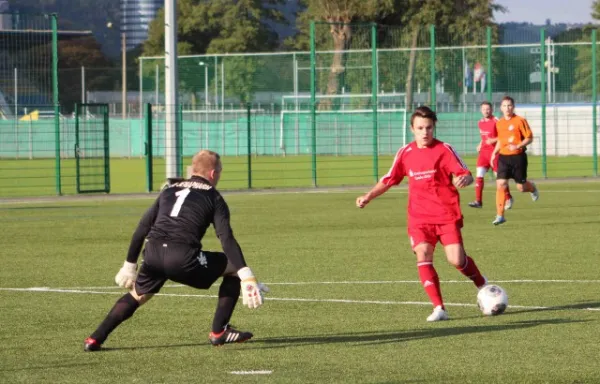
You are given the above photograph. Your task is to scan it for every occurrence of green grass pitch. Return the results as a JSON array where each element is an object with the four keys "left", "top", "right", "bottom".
[
  {"left": 1, "top": 181, "right": 600, "bottom": 383},
  {"left": 0, "top": 154, "right": 598, "bottom": 198}
]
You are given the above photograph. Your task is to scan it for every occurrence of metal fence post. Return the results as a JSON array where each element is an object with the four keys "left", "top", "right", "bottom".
[
  {"left": 592, "top": 29, "right": 598, "bottom": 176},
  {"left": 371, "top": 23, "right": 379, "bottom": 182},
  {"left": 430, "top": 25, "right": 436, "bottom": 110},
  {"left": 145, "top": 103, "right": 153, "bottom": 192},
  {"left": 486, "top": 26, "right": 493, "bottom": 102},
  {"left": 51, "top": 13, "right": 61, "bottom": 195},
  {"left": 540, "top": 28, "right": 547, "bottom": 178},
  {"left": 247, "top": 103, "right": 252, "bottom": 189},
  {"left": 310, "top": 21, "right": 318, "bottom": 187}
]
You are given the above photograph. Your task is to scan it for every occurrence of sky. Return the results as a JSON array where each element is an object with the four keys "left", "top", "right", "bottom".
[{"left": 493, "top": 0, "right": 595, "bottom": 24}]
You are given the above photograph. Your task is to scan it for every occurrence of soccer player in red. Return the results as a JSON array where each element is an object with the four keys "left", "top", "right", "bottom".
[
  {"left": 468, "top": 101, "right": 513, "bottom": 209},
  {"left": 356, "top": 106, "right": 488, "bottom": 322}
]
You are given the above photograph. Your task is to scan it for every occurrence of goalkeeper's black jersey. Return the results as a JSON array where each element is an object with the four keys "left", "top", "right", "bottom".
[{"left": 125, "top": 176, "right": 246, "bottom": 269}]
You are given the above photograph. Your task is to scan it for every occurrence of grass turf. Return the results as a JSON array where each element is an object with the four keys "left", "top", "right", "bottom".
[
  {"left": 0, "top": 154, "right": 598, "bottom": 197},
  {"left": 1, "top": 182, "right": 600, "bottom": 383}
]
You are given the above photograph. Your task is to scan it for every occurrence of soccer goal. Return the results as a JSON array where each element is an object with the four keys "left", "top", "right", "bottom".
[
  {"left": 281, "top": 92, "right": 407, "bottom": 112},
  {"left": 279, "top": 92, "right": 408, "bottom": 156}
]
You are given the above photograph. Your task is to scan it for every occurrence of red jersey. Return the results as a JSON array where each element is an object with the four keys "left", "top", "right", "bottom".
[
  {"left": 478, "top": 117, "right": 498, "bottom": 152},
  {"left": 380, "top": 139, "right": 471, "bottom": 226}
]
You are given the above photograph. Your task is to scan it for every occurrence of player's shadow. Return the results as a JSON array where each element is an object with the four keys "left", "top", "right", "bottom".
[
  {"left": 505, "top": 301, "right": 600, "bottom": 315},
  {"left": 89, "top": 319, "right": 589, "bottom": 352},
  {"left": 97, "top": 342, "right": 206, "bottom": 352},
  {"left": 253, "top": 318, "right": 587, "bottom": 350}
]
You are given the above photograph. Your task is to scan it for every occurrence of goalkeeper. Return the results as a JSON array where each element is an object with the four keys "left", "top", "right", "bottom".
[{"left": 84, "top": 150, "right": 268, "bottom": 352}]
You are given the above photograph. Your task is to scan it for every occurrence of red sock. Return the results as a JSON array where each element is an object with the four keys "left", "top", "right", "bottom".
[
  {"left": 505, "top": 185, "right": 512, "bottom": 200},
  {"left": 456, "top": 256, "right": 487, "bottom": 288},
  {"left": 475, "top": 177, "right": 484, "bottom": 203},
  {"left": 418, "top": 262, "right": 444, "bottom": 308}
]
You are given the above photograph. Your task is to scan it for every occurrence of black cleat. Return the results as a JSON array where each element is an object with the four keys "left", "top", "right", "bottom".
[
  {"left": 83, "top": 337, "right": 102, "bottom": 352},
  {"left": 468, "top": 201, "right": 483, "bottom": 208},
  {"left": 209, "top": 325, "right": 253, "bottom": 346}
]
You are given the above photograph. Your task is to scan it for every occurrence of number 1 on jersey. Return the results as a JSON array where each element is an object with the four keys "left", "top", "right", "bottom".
[{"left": 170, "top": 188, "right": 191, "bottom": 217}]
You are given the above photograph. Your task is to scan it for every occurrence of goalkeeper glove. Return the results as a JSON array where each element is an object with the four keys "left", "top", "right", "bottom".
[
  {"left": 237, "top": 267, "right": 269, "bottom": 309},
  {"left": 115, "top": 261, "right": 137, "bottom": 289}
]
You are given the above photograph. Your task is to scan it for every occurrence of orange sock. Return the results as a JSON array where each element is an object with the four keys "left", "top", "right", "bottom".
[{"left": 496, "top": 187, "right": 505, "bottom": 217}]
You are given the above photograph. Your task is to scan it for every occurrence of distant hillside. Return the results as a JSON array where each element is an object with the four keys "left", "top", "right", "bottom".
[{"left": 499, "top": 22, "right": 588, "bottom": 44}]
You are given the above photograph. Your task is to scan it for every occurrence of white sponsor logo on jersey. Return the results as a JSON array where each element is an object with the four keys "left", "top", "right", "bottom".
[{"left": 409, "top": 169, "right": 436, "bottom": 180}]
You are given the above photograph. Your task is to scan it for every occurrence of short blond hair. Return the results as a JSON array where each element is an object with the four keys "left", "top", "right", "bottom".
[{"left": 191, "top": 150, "right": 221, "bottom": 176}]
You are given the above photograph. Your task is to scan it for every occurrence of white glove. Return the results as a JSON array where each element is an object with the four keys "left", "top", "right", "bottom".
[
  {"left": 237, "top": 267, "right": 269, "bottom": 309},
  {"left": 115, "top": 261, "right": 137, "bottom": 289}
]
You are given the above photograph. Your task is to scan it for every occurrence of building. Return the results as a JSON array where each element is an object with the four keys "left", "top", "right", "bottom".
[
  {"left": 0, "top": 1, "right": 10, "bottom": 30},
  {"left": 0, "top": 2, "right": 92, "bottom": 117},
  {"left": 120, "top": 0, "right": 163, "bottom": 50}
]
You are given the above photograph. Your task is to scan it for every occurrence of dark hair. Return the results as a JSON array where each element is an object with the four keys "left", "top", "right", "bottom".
[
  {"left": 410, "top": 105, "right": 437, "bottom": 127},
  {"left": 480, "top": 101, "right": 492, "bottom": 108},
  {"left": 501, "top": 96, "right": 515, "bottom": 105}
]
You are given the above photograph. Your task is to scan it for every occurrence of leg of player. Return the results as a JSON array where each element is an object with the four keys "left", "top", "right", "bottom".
[
  {"left": 493, "top": 178, "right": 509, "bottom": 225},
  {"left": 495, "top": 172, "right": 514, "bottom": 210},
  {"left": 209, "top": 260, "right": 253, "bottom": 346},
  {"left": 468, "top": 166, "right": 488, "bottom": 208},
  {"left": 444, "top": 243, "right": 487, "bottom": 289},
  {"left": 513, "top": 152, "right": 538, "bottom": 201},
  {"left": 414, "top": 243, "right": 447, "bottom": 322},
  {"left": 516, "top": 181, "right": 539, "bottom": 201},
  {"left": 493, "top": 155, "right": 513, "bottom": 210},
  {"left": 84, "top": 288, "right": 154, "bottom": 352}
]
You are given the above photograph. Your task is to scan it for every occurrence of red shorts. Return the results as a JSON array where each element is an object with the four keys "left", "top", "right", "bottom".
[
  {"left": 408, "top": 220, "right": 463, "bottom": 250},
  {"left": 476, "top": 150, "right": 498, "bottom": 172}
]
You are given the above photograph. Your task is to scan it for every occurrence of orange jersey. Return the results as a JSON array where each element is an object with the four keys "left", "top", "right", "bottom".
[{"left": 496, "top": 114, "right": 533, "bottom": 155}]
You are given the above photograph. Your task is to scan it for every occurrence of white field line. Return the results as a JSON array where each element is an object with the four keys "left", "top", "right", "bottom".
[
  {"left": 2, "top": 187, "right": 600, "bottom": 206},
  {"left": 49, "top": 279, "right": 600, "bottom": 290},
  {"left": 1, "top": 286, "right": 598, "bottom": 312},
  {"left": 230, "top": 371, "right": 272, "bottom": 375},
  {"left": 228, "top": 189, "right": 600, "bottom": 196}
]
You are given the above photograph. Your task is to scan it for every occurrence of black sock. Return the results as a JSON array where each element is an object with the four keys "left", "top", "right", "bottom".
[
  {"left": 211, "top": 275, "right": 240, "bottom": 333},
  {"left": 90, "top": 293, "right": 140, "bottom": 344}
]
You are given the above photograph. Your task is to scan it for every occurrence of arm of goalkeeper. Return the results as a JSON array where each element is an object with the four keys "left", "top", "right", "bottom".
[
  {"left": 237, "top": 267, "right": 269, "bottom": 309},
  {"left": 115, "top": 261, "right": 138, "bottom": 289}
]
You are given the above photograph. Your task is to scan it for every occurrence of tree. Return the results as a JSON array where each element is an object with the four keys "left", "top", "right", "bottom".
[
  {"left": 290, "top": 0, "right": 504, "bottom": 109},
  {"left": 572, "top": 0, "right": 599, "bottom": 95},
  {"left": 142, "top": 0, "right": 285, "bottom": 104},
  {"left": 399, "top": 0, "right": 503, "bottom": 107},
  {"left": 58, "top": 37, "right": 114, "bottom": 112},
  {"left": 288, "top": 1, "right": 395, "bottom": 109}
]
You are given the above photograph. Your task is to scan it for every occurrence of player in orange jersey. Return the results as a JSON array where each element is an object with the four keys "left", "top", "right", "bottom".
[
  {"left": 468, "top": 102, "right": 512, "bottom": 209},
  {"left": 490, "top": 96, "right": 539, "bottom": 225}
]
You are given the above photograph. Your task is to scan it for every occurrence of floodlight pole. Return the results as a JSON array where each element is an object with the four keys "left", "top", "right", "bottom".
[
  {"left": 122, "top": 32, "right": 127, "bottom": 118},
  {"left": 165, "top": 0, "right": 179, "bottom": 177}
]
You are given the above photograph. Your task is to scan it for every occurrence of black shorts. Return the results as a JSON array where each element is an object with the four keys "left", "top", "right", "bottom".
[
  {"left": 135, "top": 240, "right": 228, "bottom": 295},
  {"left": 497, "top": 152, "right": 528, "bottom": 184}
]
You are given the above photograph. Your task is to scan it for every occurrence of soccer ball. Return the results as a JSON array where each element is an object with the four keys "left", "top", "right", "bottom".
[{"left": 477, "top": 284, "right": 508, "bottom": 316}]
